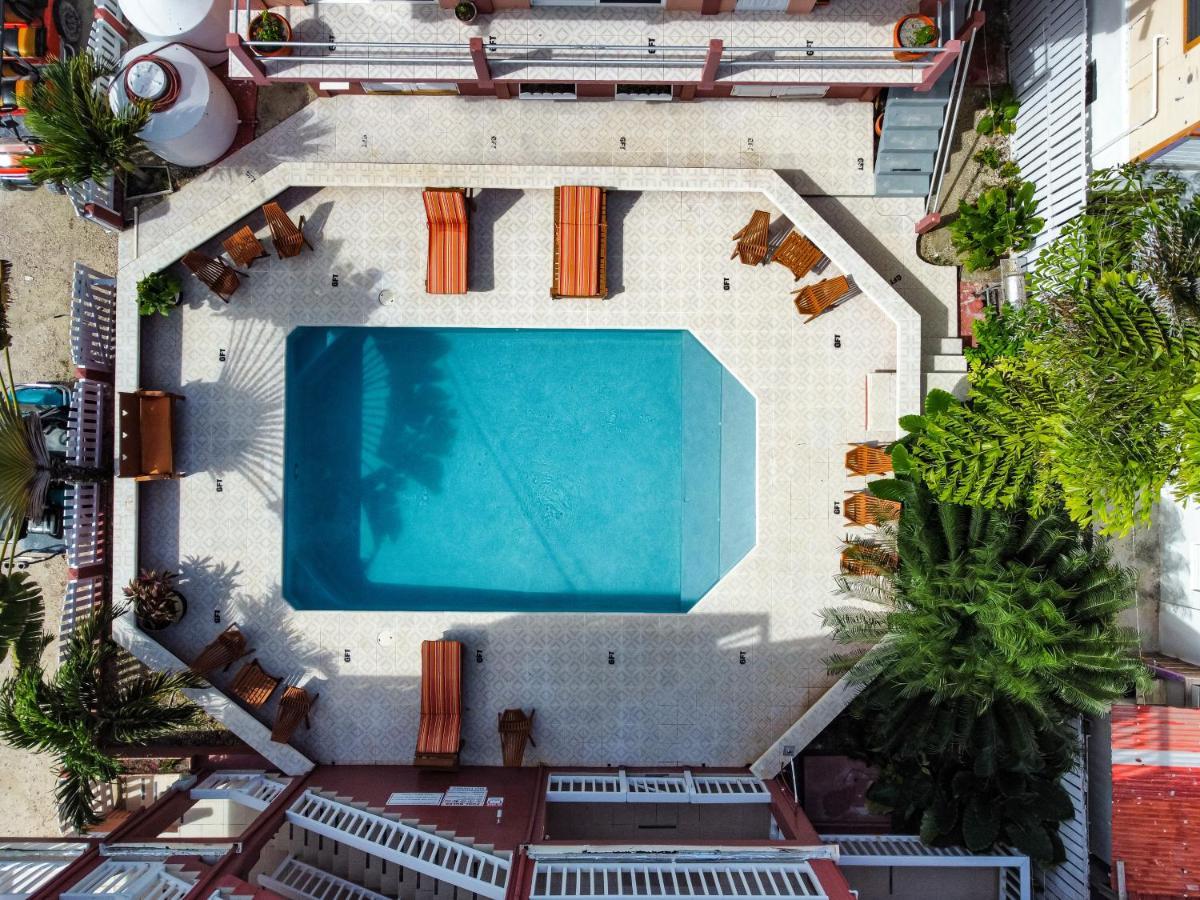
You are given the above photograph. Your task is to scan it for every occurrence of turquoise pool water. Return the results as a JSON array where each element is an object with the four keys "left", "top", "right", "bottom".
[{"left": 283, "top": 327, "right": 755, "bottom": 613}]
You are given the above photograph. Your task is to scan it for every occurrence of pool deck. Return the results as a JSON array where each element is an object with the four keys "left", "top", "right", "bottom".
[{"left": 114, "top": 96, "right": 956, "bottom": 775}]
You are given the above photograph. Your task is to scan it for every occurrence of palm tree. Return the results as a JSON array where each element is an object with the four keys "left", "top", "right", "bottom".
[
  {"left": 0, "top": 603, "right": 203, "bottom": 831},
  {"left": 0, "top": 572, "right": 50, "bottom": 670},
  {"left": 20, "top": 53, "right": 151, "bottom": 187}
]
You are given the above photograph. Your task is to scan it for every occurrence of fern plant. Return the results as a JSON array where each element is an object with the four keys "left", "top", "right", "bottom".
[
  {"left": 20, "top": 53, "right": 151, "bottom": 187},
  {"left": 950, "top": 181, "right": 1045, "bottom": 271}
]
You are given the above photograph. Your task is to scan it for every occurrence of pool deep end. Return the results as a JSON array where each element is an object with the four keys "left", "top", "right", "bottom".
[{"left": 283, "top": 328, "right": 755, "bottom": 613}]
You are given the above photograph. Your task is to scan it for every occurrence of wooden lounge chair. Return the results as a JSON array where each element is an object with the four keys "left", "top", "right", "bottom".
[
  {"left": 272, "top": 685, "right": 319, "bottom": 743},
  {"left": 263, "top": 201, "right": 313, "bottom": 259},
  {"left": 182, "top": 251, "right": 242, "bottom": 303},
  {"left": 118, "top": 389, "right": 184, "bottom": 481},
  {"left": 844, "top": 491, "right": 902, "bottom": 527},
  {"left": 771, "top": 230, "right": 825, "bottom": 281},
  {"left": 730, "top": 210, "right": 770, "bottom": 266},
  {"left": 230, "top": 659, "right": 281, "bottom": 710},
  {"left": 840, "top": 544, "right": 899, "bottom": 576},
  {"left": 846, "top": 443, "right": 892, "bottom": 476},
  {"left": 423, "top": 188, "right": 469, "bottom": 295},
  {"left": 551, "top": 186, "right": 607, "bottom": 299},
  {"left": 414, "top": 639, "right": 463, "bottom": 769},
  {"left": 793, "top": 275, "right": 855, "bottom": 323},
  {"left": 498, "top": 708, "right": 536, "bottom": 767},
  {"left": 222, "top": 225, "right": 268, "bottom": 270},
  {"left": 190, "top": 625, "right": 252, "bottom": 676}
]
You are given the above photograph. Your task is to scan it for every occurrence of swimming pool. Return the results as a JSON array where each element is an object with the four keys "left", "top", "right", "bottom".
[{"left": 283, "top": 327, "right": 755, "bottom": 613}]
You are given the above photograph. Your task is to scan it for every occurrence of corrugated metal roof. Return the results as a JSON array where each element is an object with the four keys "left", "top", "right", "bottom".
[{"left": 1111, "top": 705, "right": 1200, "bottom": 900}]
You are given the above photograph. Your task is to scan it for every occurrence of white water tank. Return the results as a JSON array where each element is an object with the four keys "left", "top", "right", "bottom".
[
  {"left": 120, "top": 0, "right": 227, "bottom": 66},
  {"left": 110, "top": 42, "right": 238, "bottom": 168}
]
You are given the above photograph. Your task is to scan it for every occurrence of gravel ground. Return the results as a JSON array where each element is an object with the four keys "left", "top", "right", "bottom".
[{"left": 0, "top": 179, "right": 117, "bottom": 835}]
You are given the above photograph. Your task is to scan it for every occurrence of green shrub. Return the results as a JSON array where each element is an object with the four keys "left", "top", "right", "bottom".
[
  {"left": 912, "top": 24, "right": 938, "bottom": 46},
  {"left": 950, "top": 181, "right": 1044, "bottom": 271},
  {"left": 137, "top": 270, "right": 182, "bottom": 317},
  {"left": 250, "top": 11, "right": 285, "bottom": 42},
  {"left": 973, "top": 146, "right": 1003, "bottom": 169},
  {"left": 977, "top": 86, "right": 1020, "bottom": 135}
]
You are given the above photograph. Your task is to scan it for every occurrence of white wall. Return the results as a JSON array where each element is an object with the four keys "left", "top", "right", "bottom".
[
  {"left": 1087, "top": 0, "right": 1130, "bottom": 168},
  {"left": 1155, "top": 491, "right": 1200, "bottom": 665}
]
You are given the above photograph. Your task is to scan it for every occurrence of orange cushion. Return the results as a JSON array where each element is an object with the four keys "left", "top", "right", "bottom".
[
  {"left": 420, "top": 640, "right": 461, "bottom": 716},
  {"left": 139, "top": 397, "right": 174, "bottom": 475},
  {"left": 555, "top": 186, "right": 601, "bottom": 297},
  {"left": 417, "top": 713, "right": 462, "bottom": 755},
  {"left": 424, "top": 191, "right": 468, "bottom": 295}
]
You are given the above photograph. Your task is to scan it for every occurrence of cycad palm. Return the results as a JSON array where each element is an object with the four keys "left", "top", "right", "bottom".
[
  {"left": 20, "top": 53, "right": 151, "bottom": 186},
  {"left": 0, "top": 604, "right": 203, "bottom": 831}
]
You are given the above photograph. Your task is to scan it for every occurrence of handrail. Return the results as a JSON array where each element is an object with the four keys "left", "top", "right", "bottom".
[{"left": 926, "top": 0, "right": 984, "bottom": 214}]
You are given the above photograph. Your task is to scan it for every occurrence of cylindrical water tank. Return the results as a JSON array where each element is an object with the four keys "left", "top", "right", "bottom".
[
  {"left": 120, "top": 0, "right": 227, "bottom": 66},
  {"left": 110, "top": 42, "right": 238, "bottom": 168}
]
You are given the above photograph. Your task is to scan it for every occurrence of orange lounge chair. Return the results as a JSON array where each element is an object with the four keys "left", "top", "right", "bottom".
[
  {"left": 844, "top": 491, "right": 902, "bottom": 527},
  {"left": 272, "top": 685, "right": 319, "bottom": 743},
  {"left": 551, "top": 186, "right": 607, "bottom": 299},
  {"left": 263, "top": 201, "right": 313, "bottom": 259},
  {"left": 182, "top": 251, "right": 242, "bottom": 303},
  {"left": 230, "top": 659, "right": 281, "bottom": 710},
  {"left": 772, "top": 231, "right": 826, "bottom": 281},
  {"left": 118, "top": 390, "right": 184, "bottom": 481},
  {"left": 845, "top": 443, "right": 893, "bottom": 476},
  {"left": 730, "top": 210, "right": 770, "bottom": 266},
  {"left": 423, "top": 188, "right": 469, "bottom": 295},
  {"left": 190, "top": 625, "right": 252, "bottom": 676},
  {"left": 498, "top": 708, "right": 536, "bottom": 767},
  {"left": 794, "top": 275, "right": 856, "bottom": 323},
  {"left": 414, "top": 639, "right": 463, "bottom": 769},
  {"left": 222, "top": 225, "right": 268, "bottom": 270}
]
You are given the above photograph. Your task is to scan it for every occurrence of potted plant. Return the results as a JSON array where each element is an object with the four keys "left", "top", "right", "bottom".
[
  {"left": 454, "top": 1, "right": 477, "bottom": 24},
  {"left": 248, "top": 10, "right": 292, "bottom": 58},
  {"left": 136, "top": 270, "right": 182, "bottom": 317},
  {"left": 893, "top": 14, "right": 938, "bottom": 62},
  {"left": 125, "top": 569, "right": 188, "bottom": 631}
]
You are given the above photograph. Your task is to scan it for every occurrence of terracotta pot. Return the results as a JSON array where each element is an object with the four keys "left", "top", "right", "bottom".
[
  {"left": 874, "top": 112, "right": 884, "bottom": 136},
  {"left": 893, "top": 14, "right": 938, "bottom": 63},
  {"left": 249, "top": 12, "right": 292, "bottom": 59}
]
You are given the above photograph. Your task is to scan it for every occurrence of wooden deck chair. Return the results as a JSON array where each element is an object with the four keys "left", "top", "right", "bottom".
[
  {"left": 222, "top": 225, "right": 268, "bottom": 269},
  {"left": 845, "top": 443, "right": 893, "bottom": 476},
  {"left": 840, "top": 544, "right": 900, "bottom": 576},
  {"left": 793, "top": 275, "right": 854, "bottom": 323},
  {"left": 414, "top": 640, "right": 463, "bottom": 769},
  {"left": 730, "top": 210, "right": 770, "bottom": 266},
  {"left": 423, "top": 188, "right": 469, "bottom": 295},
  {"left": 262, "top": 201, "right": 313, "bottom": 259},
  {"left": 272, "top": 686, "right": 319, "bottom": 743},
  {"left": 498, "top": 708, "right": 536, "bottom": 767},
  {"left": 551, "top": 186, "right": 607, "bottom": 299},
  {"left": 182, "top": 251, "right": 242, "bottom": 303},
  {"left": 844, "top": 491, "right": 902, "bottom": 527},
  {"left": 230, "top": 658, "right": 281, "bottom": 709},
  {"left": 771, "top": 230, "right": 825, "bottom": 281},
  {"left": 190, "top": 625, "right": 252, "bottom": 676}
]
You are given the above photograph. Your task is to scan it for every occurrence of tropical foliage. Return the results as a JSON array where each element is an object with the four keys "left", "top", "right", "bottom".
[
  {"left": 136, "top": 271, "right": 181, "bottom": 317},
  {"left": 976, "top": 85, "right": 1020, "bottom": 136},
  {"left": 0, "top": 573, "right": 50, "bottom": 670},
  {"left": 950, "top": 181, "right": 1044, "bottom": 271},
  {"left": 20, "top": 53, "right": 151, "bottom": 187},
  {"left": 909, "top": 166, "right": 1200, "bottom": 535},
  {"left": 0, "top": 603, "right": 203, "bottom": 831},
  {"left": 822, "top": 470, "right": 1144, "bottom": 862}
]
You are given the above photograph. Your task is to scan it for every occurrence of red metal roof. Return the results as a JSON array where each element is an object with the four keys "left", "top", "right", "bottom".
[{"left": 1111, "top": 705, "right": 1200, "bottom": 899}]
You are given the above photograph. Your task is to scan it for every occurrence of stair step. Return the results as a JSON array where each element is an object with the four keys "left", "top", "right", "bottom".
[
  {"left": 938, "top": 337, "right": 964, "bottom": 355},
  {"left": 874, "top": 172, "right": 931, "bottom": 196},
  {"left": 924, "top": 371, "right": 968, "bottom": 399},
  {"left": 876, "top": 149, "right": 935, "bottom": 173},
  {"left": 878, "top": 127, "right": 940, "bottom": 151},
  {"left": 930, "top": 354, "right": 968, "bottom": 372},
  {"left": 884, "top": 104, "right": 946, "bottom": 129}
]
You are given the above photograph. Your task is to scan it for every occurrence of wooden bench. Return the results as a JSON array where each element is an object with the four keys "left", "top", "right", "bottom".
[{"left": 118, "top": 390, "right": 184, "bottom": 481}]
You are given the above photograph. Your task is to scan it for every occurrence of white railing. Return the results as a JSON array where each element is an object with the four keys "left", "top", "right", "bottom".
[
  {"left": 258, "top": 856, "right": 390, "bottom": 900},
  {"left": 64, "top": 483, "right": 105, "bottom": 571},
  {"left": 191, "top": 772, "right": 288, "bottom": 812},
  {"left": 59, "top": 575, "right": 104, "bottom": 664},
  {"left": 529, "top": 859, "right": 828, "bottom": 899},
  {"left": 62, "top": 862, "right": 193, "bottom": 900},
  {"left": 547, "top": 770, "right": 770, "bottom": 805},
  {"left": 86, "top": 0, "right": 128, "bottom": 69},
  {"left": 0, "top": 847, "right": 84, "bottom": 899},
  {"left": 286, "top": 790, "right": 510, "bottom": 900},
  {"left": 70, "top": 264, "right": 117, "bottom": 374},
  {"left": 67, "top": 379, "right": 108, "bottom": 470},
  {"left": 926, "top": 0, "right": 984, "bottom": 214}
]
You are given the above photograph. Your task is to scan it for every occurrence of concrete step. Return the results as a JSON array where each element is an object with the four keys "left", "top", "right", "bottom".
[
  {"left": 884, "top": 103, "right": 947, "bottom": 129},
  {"left": 938, "top": 337, "right": 964, "bottom": 355},
  {"left": 930, "top": 354, "right": 968, "bottom": 373},
  {"left": 878, "top": 127, "right": 941, "bottom": 151},
  {"left": 876, "top": 149, "right": 936, "bottom": 174},
  {"left": 924, "top": 371, "right": 968, "bottom": 399},
  {"left": 875, "top": 172, "right": 931, "bottom": 196}
]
